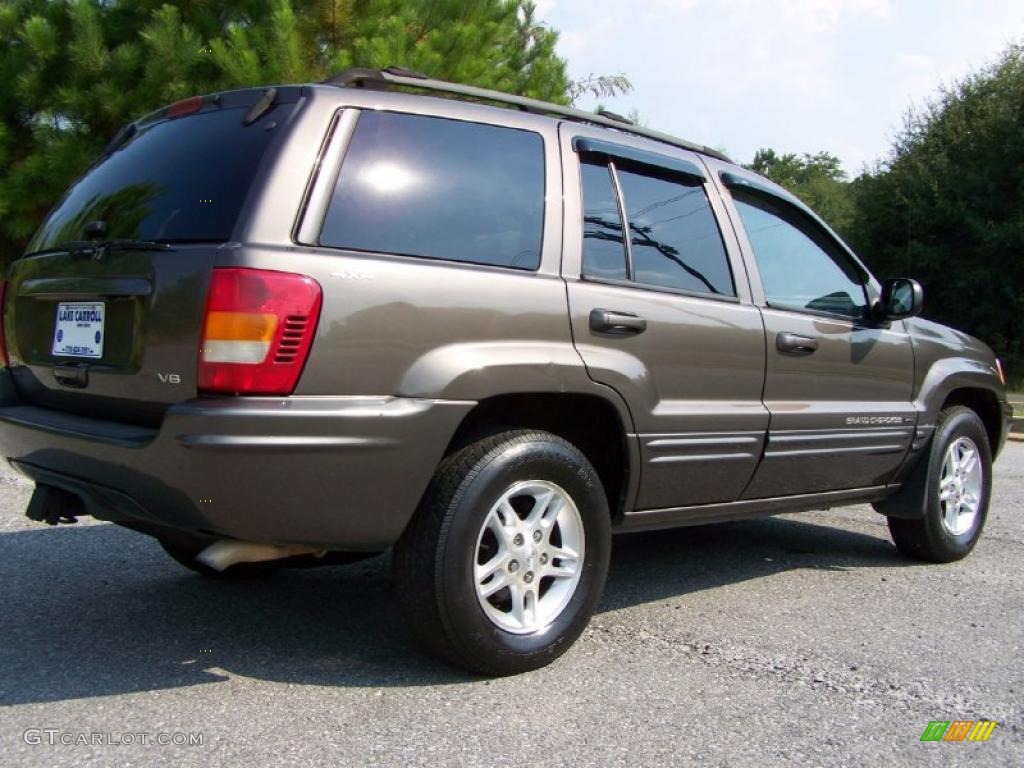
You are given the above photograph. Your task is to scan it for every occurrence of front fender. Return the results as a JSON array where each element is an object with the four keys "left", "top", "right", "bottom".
[{"left": 914, "top": 357, "right": 1005, "bottom": 424}]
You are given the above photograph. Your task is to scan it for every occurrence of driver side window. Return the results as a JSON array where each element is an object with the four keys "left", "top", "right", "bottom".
[{"left": 732, "top": 191, "right": 868, "bottom": 319}]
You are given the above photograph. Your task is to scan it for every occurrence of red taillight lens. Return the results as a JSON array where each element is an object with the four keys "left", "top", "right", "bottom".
[
  {"left": 0, "top": 280, "right": 8, "bottom": 368},
  {"left": 198, "top": 268, "right": 322, "bottom": 395}
]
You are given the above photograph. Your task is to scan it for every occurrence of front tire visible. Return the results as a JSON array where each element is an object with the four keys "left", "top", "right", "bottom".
[
  {"left": 394, "top": 430, "right": 611, "bottom": 676},
  {"left": 886, "top": 406, "right": 992, "bottom": 563}
]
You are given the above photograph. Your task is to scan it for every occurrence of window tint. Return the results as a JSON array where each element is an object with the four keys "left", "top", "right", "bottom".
[
  {"left": 29, "top": 103, "right": 297, "bottom": 252},
  {"left": 616, "top": 166, "right": 734, "bottom": 296},
  {"left": 733, "top": 192, "right": 867, "bottom": 318},
  {"left": 320, "top": 111, "right": 545, "bottom": 270},
  {"left": 580, "top": 161, "right": 628, "bottom": 280}
]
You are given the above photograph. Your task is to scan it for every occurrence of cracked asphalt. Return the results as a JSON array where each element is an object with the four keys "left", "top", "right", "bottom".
[{"left": 0, "top": 444, "right": 1021, "bottom": 766}]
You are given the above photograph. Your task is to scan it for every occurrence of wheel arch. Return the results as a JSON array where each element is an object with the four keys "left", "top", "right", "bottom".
[
  {"left": 940, "top": 387, "right": 1003, "bottom": 456},
  {"left": 439, "top": 391, "right": 639, "bottom": 522},
  {"left": 878, "top": 388, "right": 1001, "bottom": 520}
]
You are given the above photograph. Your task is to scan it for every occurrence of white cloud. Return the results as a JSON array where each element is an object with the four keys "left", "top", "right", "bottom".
[{"left": 533, "top": 0, "right": 559, "bottom": 19}]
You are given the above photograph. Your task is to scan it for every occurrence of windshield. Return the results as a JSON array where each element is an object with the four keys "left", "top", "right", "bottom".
[{"left": 27, "top": 100, "right": 297, "bottom": 253}]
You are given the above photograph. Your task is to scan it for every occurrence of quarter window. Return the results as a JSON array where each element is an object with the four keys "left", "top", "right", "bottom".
[
  {"left": 580, "top": 162, "right": 628, "bottom": 280},
  {"left": 319, "top": 111, "right": 545, "bottom": 270},
  {"left": 732, "top": 192, "right": 868, "bottom": 318}
]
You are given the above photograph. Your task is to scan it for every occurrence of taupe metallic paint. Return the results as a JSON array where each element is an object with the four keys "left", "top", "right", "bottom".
[{"left": 0, "top": 83, "right": 1011, "bottom": 550}]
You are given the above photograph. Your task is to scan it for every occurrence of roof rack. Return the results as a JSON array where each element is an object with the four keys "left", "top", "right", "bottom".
[{"left": 321, "top": 67, "right": 731, "bottom": 163}]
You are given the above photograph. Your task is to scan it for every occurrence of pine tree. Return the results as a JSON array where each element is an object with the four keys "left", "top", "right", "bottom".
[{"left": 0, "top": 0, "right": 615, "bottom": 267}]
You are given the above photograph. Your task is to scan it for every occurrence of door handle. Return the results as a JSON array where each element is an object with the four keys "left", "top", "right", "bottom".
[
  {"left": 776, "top": 332, "right": 818, "bottom": 355},
  {"left": 590, "top": 309, "right": 647, "bottom": 335}
]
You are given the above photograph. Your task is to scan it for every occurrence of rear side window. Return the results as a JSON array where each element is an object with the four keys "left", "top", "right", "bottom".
[
  {"left": 578, "top": 152, "right": 735, "bottom": 298},
  {"left": 28, "top": 102, "right": 297, "bottom": 253},
  {"left": 616, "top": 166, "right": 734, "bottom": 296},
  {"left": 319, "top": 111, "right": 545, "bottom": 270}
]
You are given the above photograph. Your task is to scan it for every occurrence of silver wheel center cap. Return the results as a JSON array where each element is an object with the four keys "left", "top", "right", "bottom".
[{"left": 526, "top": 548, "right": 539, "bottom": 571}]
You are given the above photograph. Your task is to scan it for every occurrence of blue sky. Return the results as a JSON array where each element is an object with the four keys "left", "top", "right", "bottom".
[{"left": 536, "top": 0, "right": 1024, "bottom": 175}]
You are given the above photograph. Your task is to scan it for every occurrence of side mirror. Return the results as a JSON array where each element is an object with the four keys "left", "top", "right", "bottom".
[{"left": 880, "top": 278, "right": 923, "bottom": 320}]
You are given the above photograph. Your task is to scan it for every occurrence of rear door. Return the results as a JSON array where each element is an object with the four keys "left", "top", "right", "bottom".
[
  {"left": 710, "top": 165, "right": 916, "bottom": 497},
  {"left": 560, "top": 125, "right": 769, "bottom": 510},
  {"left": 2, "top": 89, "right": 301, "bottom": 425}
]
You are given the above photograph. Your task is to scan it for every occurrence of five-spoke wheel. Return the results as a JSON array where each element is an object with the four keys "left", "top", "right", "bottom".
[
  {"left": 474, "top": 480, "right": 584, "bottom": 634},
  {"left": 394, "top": 430, "right": 611, "bottom": 676},
  {"left": 937, "top": 436, "right": 984, "bottom": 536}
]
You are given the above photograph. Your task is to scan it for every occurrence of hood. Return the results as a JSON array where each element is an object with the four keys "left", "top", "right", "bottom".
[{"left": 904, "top": 317, "right": 998, "bottom": 367}]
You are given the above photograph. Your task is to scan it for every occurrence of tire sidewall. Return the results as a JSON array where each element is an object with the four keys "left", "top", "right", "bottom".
[
  {"left": 436, "top": 436, "right": 611, "bottom": 671},
  {"left": 924, "top": 408, "right": 992, "bottom": 557}
]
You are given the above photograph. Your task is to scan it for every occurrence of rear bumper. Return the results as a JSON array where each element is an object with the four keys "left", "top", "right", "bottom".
[{"left": 0, "top": 393, "right": 473, "bottom": 550}]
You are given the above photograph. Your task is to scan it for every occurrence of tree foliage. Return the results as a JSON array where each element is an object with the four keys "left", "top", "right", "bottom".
[
  {"left": 747, "top": 148, "right": 855, "bottom": 238},
  {"left": 746, "top": 43, "right": 1024, "bottom": 380},
  {"left": 0, "top": 0, "right": 607, "bottom": 265},
  {"left": 567, "top": 72, "right": 633, "bottom": 105},
  {"left": 848, "top": 43, "right": 1024, "bottom": 377}
]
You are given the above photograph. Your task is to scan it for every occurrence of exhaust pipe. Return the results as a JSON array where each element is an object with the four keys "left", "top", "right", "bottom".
[{"left": 196, "top": 540, "right": 326, "bottom": 572}]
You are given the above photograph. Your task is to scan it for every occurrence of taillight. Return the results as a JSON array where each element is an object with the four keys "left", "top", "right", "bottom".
[
  {"left": 0, "top": 280, "right": 8, "bottom": 368},
  {"left": 198, "top": 268, "right": 322, "bottom": 395}
]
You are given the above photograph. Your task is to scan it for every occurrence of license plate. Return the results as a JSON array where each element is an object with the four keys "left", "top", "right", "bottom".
[{"left": 52, "top": 302, "right": 106, "bottom": 359}]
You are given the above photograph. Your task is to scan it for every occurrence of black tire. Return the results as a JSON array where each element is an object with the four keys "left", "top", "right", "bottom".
[
  {"left": 394, "top": 430, "right": 612, "bottom": 676},
  {"left": 156, "top": 533, "right": 281, "bottom": 580},
  {"left": 886, "top": 406, "right": 992, "bottom": 563}
]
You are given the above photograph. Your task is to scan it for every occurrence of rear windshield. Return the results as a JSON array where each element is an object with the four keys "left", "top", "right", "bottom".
[{"left": 27, "top": 101, "right": 296, "bottom": 253}]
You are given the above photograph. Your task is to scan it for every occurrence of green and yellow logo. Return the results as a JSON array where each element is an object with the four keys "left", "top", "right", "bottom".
[{"left": 920, "top": 720, "right": 997, "bottom": 742}]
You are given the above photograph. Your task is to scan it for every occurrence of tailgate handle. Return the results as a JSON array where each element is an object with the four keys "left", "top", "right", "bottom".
[{"left": 53, "top": 364, "right": 89, "bottom": 389}]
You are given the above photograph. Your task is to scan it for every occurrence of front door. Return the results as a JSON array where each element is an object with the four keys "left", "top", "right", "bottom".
[
  {"left": 715, "top": 170, "right": 916, "bottom": 498},
  {"left": 560, "top": 125, "right": 769, "bottom": 510}
]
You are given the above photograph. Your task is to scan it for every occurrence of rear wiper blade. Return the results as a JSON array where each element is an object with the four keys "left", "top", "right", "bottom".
[
  {"left": 23, "top": 238, "right": 173, "bottom": 259},
  {"left": 23, "top": 241, "right": 98, "bottom": 258},
  {"left": 99, "top": 238, "right": 173, "bottom": 252}
]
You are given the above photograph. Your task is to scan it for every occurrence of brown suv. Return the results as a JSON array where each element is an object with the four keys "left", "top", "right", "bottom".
[{"left": 0, "top": 68, "right": 1012, "bottom": 675}]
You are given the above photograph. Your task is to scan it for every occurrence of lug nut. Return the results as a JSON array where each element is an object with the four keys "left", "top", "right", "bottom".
[
  {"left": 539, "top": 553, "right": 549, "bottom": 565},
  {"left": 508, "top": 560, "right": 520, "bottom": 573},
  {"left": 523, "top": 571, "right": 534, "bottom": 584},
  {"left": 533, "top": 530, "right": 542, "bottom": 543},
  {"left": 513, "top": 533, "right": 524, "bottom": 546}
]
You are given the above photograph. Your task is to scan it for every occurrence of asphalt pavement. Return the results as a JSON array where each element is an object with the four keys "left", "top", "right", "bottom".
[{"left": 1, "top": 444, "right": 1021, "bottom": 767}]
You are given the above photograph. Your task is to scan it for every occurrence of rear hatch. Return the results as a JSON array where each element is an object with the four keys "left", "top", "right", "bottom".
[{"left": 3, "top": 88, "right": 302, "bottom": 426}]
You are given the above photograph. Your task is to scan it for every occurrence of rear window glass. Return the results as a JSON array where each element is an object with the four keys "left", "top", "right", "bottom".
[
  {"left": 28, "top": 103, "right": 295, "bottom": 253},
  {"left": 319, "top": 111, "right": 545, "bottom": 270}
]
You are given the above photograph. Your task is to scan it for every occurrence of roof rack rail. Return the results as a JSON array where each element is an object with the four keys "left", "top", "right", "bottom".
[
  {"left": 595, "top": 107, "right": 634, "bottom": 125},
  {"left": 320, "top": 67, "right": 731, "bottom": 162}
]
